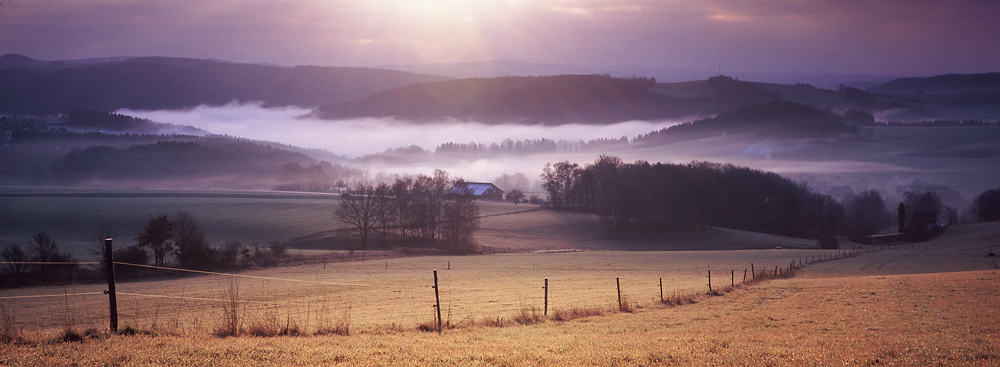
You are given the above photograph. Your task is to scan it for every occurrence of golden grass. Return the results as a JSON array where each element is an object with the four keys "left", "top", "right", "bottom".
[
  {"left": 2, "top": 269, "right": 996, "bottom": 366},
  {"left": 2, "top": 249, "right": 835, "bottom": 337}
]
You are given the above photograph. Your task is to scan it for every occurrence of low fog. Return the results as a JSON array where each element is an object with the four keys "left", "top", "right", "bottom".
[
  {"left": 119, "top": 102, "right": 683, "bottom": 158},
  {"left": 117, "top": 102, "right": 684, "bottom": 183},
  {"left": 117, "top": 102, "right": 1000, "bottom": 204}
]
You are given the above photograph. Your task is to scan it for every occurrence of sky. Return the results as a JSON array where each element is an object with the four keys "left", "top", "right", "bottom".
[{"left": 2, "top": 0, "right": 999, "bottom": 77}]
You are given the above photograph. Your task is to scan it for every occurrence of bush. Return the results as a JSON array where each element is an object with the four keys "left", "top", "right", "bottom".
[{"left": 818, "top": 236, "right": 839, "bottom": 249}]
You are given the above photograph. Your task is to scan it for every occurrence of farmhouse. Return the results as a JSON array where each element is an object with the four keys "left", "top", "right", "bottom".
[{"left": 446, "top": 182, "right": 504, "bottom": 200}]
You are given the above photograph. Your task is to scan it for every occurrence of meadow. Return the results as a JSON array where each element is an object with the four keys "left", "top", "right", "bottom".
[
  {"left": 2, "top": 189, "right": 999, "bottom": 365},
  {"left": 2, "top": 234, "right": 997, "bottom": 365}
]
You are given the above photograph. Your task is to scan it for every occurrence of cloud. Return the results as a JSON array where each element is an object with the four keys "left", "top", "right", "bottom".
[{"left": 4, "top": 0, "right": 999, "bottom": 75}]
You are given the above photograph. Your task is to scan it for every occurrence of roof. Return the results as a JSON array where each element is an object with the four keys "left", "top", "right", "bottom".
[{"left": 446, "top": 182, "right": 503, "bottom": 196}]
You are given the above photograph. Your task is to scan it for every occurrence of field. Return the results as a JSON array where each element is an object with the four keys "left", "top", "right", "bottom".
[
  {"left": 3, "top": 244, "right": 998, "bottom": 365},
  {"left": 2, "top": 189, "right": 1000, "bottom": 365},
  {"left": 0, "top": 187, "right": 803, "bottom": 260}
]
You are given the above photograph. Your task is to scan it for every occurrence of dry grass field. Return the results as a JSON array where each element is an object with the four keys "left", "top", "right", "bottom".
[
  {"left": 2, "top": 264, "right": 996, "bottom": 365},
  {"left": 3, "top": 192, "right": 1000, "bottom": 365}
]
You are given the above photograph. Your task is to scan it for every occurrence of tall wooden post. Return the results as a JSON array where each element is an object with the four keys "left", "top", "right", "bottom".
[
  {"left": 104, "top": 238, "right": 118, "bottom": 333},
  {"left": 433, "top": 269, "right": 442, "bottom": 334},
  {"left": 751, "top": 263, "right": 755, "bottom": 280},
  {"left": 616, "top": 278, "right": 622, "bottom": 311},
  {"left": 659, "top": 278, "right": 663, "bottom": 303},
  {"left": 708, "top": 270, "right": 712, "bottom": 292},
  {"left": 731, "top": 269, "right": 734, "bottom": 286},
  {"left": 543, "top": 278, "right": 549, "bottom": 316}
]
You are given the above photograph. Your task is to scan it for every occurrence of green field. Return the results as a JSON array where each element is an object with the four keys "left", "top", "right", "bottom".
[{"left": 0, "top": 188, "right": 347, "bottom": 260}]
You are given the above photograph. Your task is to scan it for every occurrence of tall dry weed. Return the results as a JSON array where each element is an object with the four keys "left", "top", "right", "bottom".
[
  {"left": 1, "top": 303, "right": 25, "bottom": 344},
  {"left": 214, "top": 277, "right": 243, "bottom": 337},
  {"left": 315, "top": 304, "right": 351, "bottom": 336}
]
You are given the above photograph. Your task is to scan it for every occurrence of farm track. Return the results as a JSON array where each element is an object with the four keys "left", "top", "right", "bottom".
[
  {"left": 475, "top": 207, "right": 541, "bottom": 219},
  {"left": 857, "top": 250, "right": 921, "bottom": 271}
]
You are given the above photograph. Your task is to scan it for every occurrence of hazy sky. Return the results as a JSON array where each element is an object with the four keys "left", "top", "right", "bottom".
[{"left": 3, "top": 0, "right": 998, "bottom": 76}]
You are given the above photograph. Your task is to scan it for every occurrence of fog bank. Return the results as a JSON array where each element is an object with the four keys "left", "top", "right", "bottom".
[{"left": 118, "top": 102, "right": 683, "bottom": 158}]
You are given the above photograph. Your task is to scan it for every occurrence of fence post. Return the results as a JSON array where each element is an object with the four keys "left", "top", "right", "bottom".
[
  {"left": 616, "top": 278, "right": 622, "bottom": 311},
  {"left": 433, "top": 269, "right": 442, "bottom": 334},
  {"left": 751, "top": 263, "right": 755, "bottom": 280},
  {"left": 543, "top": 278, "right": 549, "bottom": 316},
  {"left": 659, "top": 278, "right": 664, "bottom": 303},
  {"left": 104, "top": 238, "right": 118, "bottom": 333},
  {"left": 731, "top": 269, "right": 734, "bottom": 286},
  {"left": 708, "top": 270, "right": 712, "bottom": 292},
  {"left": 743, "top": 268, "right": 747, "bottom": 283}
]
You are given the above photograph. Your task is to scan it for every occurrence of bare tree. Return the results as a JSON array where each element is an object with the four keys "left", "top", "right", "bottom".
[
  {"left": 1, "top": 244, "right": 28, "bottom": 276},
  {"left": 843, "top": 190, "right": 890, "bottom": 238},
  {"left": 135, "top": 214, "right": 175, "bottom": 266},
  {"left": 441, "top": 193, "right": 480, "bottom": 253},
  {"left": 333, "top": 183, "right": 381, "bottom": 250},
  {"left": 173, "top": 211, "right": 212, "bottom": 269}
]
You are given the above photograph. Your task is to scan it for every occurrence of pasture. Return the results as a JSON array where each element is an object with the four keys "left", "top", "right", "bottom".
[
  {"left": 1, "top": 249, "right": 841, "bottom": 337},
  {"left": 2, "top": 222, "right": 998, "bottom": 365},
  {"left": 3, "top": 187, "right": 1000, "bottom": 365}
]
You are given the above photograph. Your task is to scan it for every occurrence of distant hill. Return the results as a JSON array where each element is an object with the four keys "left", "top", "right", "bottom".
[
  {"left": 0, "top": 55, "right": 450, "bottom": 113},
  {"left": 869, "top": 73, "right": 1000, "bottom": 94},
  {"left": 0, "top": 114, "right": 360, "bottom": 190},
  {"left": 633, "top": 101, "right": 863, "bottom": 145},
  {"left": 66, "top": 110, "right": 208, "bottom": 135},
  {"left": 312, "top": 74, "right": 783, "bottom": 124}
]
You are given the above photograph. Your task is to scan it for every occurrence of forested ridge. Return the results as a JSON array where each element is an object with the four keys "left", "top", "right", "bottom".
[
  {"left": 313, "top": 74, "right": 689, "bottom": 124},
  {"left": 633, "top": 101, "right": 866, "bottom": 145},
  {"left": 0, "top": 55, "right": 450, "bottom": 113}
]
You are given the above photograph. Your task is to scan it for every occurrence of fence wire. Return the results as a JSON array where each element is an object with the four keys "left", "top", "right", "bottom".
[{"left": 1, "top": 249, "right": 860, "bottom": 335}]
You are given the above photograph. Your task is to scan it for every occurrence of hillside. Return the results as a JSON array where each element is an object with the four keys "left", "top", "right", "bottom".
[
  {"left": 869, "top": 72, "right": 1000, "bottom": 94},
  {"left": 314, "top": 74, "right": 788, "bottom": 124},
  {"left": 313, "top": 74, "right": 679, "bottom": 124},
  {"left": 0, "top": 116, "right": 361, "bottom": 189},
  {"left": 633, "top": 101, "right": 864, "bottom": 145},
  {"left": 0, "top": 55, "right": 450, "bottom": 113}
]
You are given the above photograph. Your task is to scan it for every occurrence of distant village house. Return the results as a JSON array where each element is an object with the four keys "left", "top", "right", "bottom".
[{"left": 446, "top": 182, "right": 504, "bottom": 200}]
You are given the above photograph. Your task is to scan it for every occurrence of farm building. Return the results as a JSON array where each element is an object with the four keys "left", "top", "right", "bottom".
[{"left": 446, "top": 182, "right": 504, "bottom": 200}]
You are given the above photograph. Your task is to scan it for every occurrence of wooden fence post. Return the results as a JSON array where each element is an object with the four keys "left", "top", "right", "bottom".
[
  {"left": 616, "top": 278, "right": 622, "bottom": 311},
  {"left": 659, "top": 278, "right": 664, "bottom": 303},
  {"left": 104, "top": 238, "right": 118, "bottom": 333},
  {"left": 708, "top": 270, "right": 712, "bottom": 292},
  {"left": 433, "top": 269, "right": 442, "bottom": 334},
  {"left": 543, "top": 278, "right": 549, "bottom": 316},
  {"left": 743, "top": 268, "right": 747, "bottom": 283},
  {"left": 731, "top": 269, "right": 734, "bottom": 286},
  {"left": 751, "top": 263, "right": 755, "bottom": 280}
]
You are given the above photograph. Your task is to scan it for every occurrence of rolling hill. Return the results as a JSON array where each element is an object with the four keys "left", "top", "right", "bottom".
[
  {"left": 311, "top": 74, "right": 789, "bottom": 124},
  {"left": 0, "top": 54, "right": 450, "bottom": 113}
]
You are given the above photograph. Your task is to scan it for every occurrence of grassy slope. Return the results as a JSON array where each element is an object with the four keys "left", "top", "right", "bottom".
[
  {"left": 0, "top": 188, "right": 343, "bottom": 260},
  {"left": 4, "top": 202, "right": 1000, "bottom": 365},
  {"left": 3, "top": 271, "right": 996, "bottom": 366}
]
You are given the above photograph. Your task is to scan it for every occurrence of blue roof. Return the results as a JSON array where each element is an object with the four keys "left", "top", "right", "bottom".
[{"left": 446, "top": 182, "right": 502, "bottom": 196}]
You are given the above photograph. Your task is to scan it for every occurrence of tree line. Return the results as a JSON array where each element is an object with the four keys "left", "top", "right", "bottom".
[
  {"left": 0, "top": 213, "right": 290, "bottom": 288},
  {"left": 539, "top": 156, "right": 961, "bottom": 244},
  {"left": 333, "top": 170, "right": 480, "bottom": 254}
]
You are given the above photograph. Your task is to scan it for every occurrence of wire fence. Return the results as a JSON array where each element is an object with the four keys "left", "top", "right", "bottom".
[{"left": 1, "top": 247, "right": 869, "bottom": 337}]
